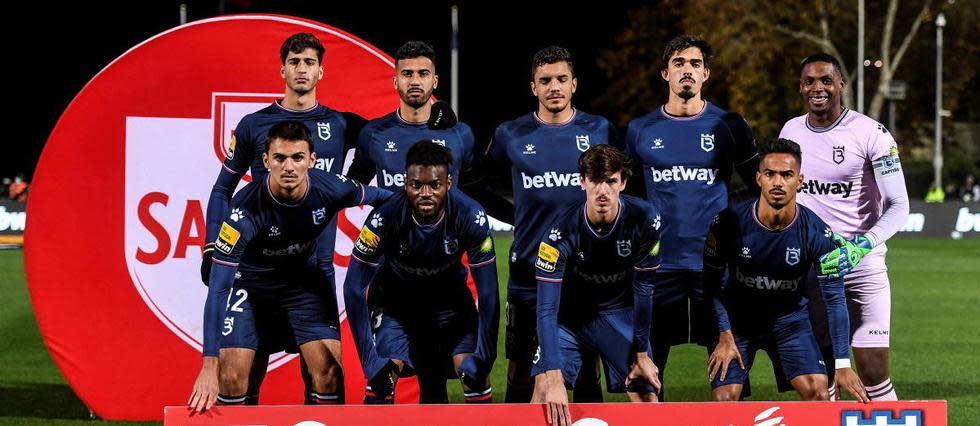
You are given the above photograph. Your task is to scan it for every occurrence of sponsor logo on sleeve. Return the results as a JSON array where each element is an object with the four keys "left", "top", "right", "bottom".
[
  {"left": 227, "top": 135, "right": 237, "bottom": 159},
  {"left": 480, "top": 236, "right": 493, "bottom": 253},
  {"left": 536, "top": 242, "right": 559, "bottom": 273},
  {"left": 354, "top": 226, "right": 380, "bottom": 256},
  {"left": 215, "top": 222, "right": 241, "bottom": 255}
]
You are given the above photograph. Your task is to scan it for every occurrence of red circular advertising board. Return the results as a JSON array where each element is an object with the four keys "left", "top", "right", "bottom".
[{"left": 25, "top": 15, "right": 411, "bottom": 420}]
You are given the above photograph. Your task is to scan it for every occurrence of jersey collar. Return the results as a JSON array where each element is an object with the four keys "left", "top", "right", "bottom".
[
  {"left": 751, "top": 200, "right": 799, "bottom": 232},
  {"left": 805, "top": 108, "right": 849, "bottom": 133},
  {"left": 396, "top": 109, "right": 428, "bottom": 127},
  {"left": 274, "top": 99, "right": 320, "bottom": 114},
  {"left": 660, "top": 101, "right": 709, "bottom": 121},
  {"left": 264, "top": 174, "right": 311, "bottom": 207},
  {"left": 411, "top": 209, "right": 446, "bottom": 229},
  {"left": 582, "top": 196, "right": 623, "bottom": 238},
  {"left": 532, "top": 108, "right": 577, "bottom": 127}
]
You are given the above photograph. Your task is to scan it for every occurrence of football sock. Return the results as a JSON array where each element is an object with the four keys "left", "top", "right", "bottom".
[
  {"left": 215, "top": 394, "right": 247, "bottom": 406},
  {"left": 307, "top": 392, "right": 342, "bottom": 405},
  {"left": 244, "top": 393, "right": 259, "bottom": 405},
  {"left": 866, "top": 378, "right": 897, "bottom": 401},
  {"left": 363, "top": 385, "right": 394, "bottom": 405},
  {"left": 828, "top": 385, "right": 838, "bottom": 401},
  {"left": 464, "top": 386, "right": 493, "bottom": 404}
]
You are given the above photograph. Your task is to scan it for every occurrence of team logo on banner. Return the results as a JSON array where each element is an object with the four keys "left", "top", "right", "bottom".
[{"left": 27, "top": 15, "right": 400, "bottom": 418}]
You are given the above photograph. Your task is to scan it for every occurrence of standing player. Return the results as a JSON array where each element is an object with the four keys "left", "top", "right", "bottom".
[
  {"left": 199, "top": 32, "right": 369, "bottom": 405},
  {"left": 188, "top": 122, "right": 392, "bottom": 411},
  {"left": 703, "top": 138, "right": 868, "bottom": 403},
  {"left": 779, "top": 53, "right": 909, "bottom": 401},
  {"left": 353, "top": 41, "right": 474, "bottom": 191},
  {"left": 487, "top": 46, "right": 616, "bottom": 403},
  {"left": 624, "top": 35, "right": 759, "bottom": 397},
  {"left": 344, "top": 141, "right": 499, "bottom": 404},
  {"left": 532, "top": 145, "right": 662, "bottom": 426}
]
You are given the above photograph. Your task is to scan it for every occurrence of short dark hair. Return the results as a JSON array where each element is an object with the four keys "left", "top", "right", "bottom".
[
  {"left": 758, "top": 138, "right": 802, "bottom": 168},
  {"left": 661, "top": 35, "right": 712, "bottom": 71},
  {"left": 395, "top": 41, "right": 436, "bottom": 66},
  {"left": 280, "top": 33, "right": 325, "bottom": 64},
  {"left": 406, "top": 140, "right": 453, "bottom": 168},
  {"left": 800, "top": 53, "right": 843, "bottom": 79},
  {"left": 265, "top": 121, "right": 314, "bottom": 153},
  {"left": 578, "top": 144, "right": 633, "bottom": 182},
  {"left": 531, "top": 46, "right": 574, "bottom": 80}
]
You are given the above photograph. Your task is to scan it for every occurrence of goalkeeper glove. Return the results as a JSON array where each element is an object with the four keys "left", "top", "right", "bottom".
[
  {"left": 427, "top": 100, "right": 458, "bottom": 130},
  {"left": 200, "top": 243, "right": 215, "bottom": 286},
  {"left": 819, "top": 234, "right": 874, "bottom": 279}
]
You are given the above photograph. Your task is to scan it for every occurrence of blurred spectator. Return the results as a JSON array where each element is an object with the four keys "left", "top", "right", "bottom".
[
  {"left": 0, "top": 177, "right": 9, "bottom": 197},
  {"left": 924, "top": 183, "right": 945, "bottom": 203},
  {"left": 944, "top": 183, "right": 957, "bottom": 201},
  {"left": 8, "top": 174, "right": 28, "bottom": 202},
  {"left": 959, "top": 175, "right": 979, "bottom": 202}
]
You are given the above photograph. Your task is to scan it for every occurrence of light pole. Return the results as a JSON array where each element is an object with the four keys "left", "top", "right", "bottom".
[{"left": 933, "top": 13, "right": 946, "bottom": 188}]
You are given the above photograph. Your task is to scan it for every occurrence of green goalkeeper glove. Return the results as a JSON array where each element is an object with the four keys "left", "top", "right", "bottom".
[{"left": 819, "top": 234, "right": 874, "bottom": 279}]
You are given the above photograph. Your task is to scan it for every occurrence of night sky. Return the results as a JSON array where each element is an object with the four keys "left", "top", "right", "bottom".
[{"left": 11, "top": 1, "right": 648, "bottom": 180}]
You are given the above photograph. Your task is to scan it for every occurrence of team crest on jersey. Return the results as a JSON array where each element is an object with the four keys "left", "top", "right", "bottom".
[
  {"left": 227, "top": 134, "right": 237, "bottom": 159},
  {"left": 354, "top": 226, "right": 380, "bottom": 256},
  {"left": 215, "top": 222, "right": 240, "bottom": 255},
  {"left": 316, "top": 122, "right": 331, "bottom": 140},
  {"left": 523, "top": 144, "right": 536, "bottom": 155},
  {"left": 700, "top": 133, "right": 715, "bottom": 152},
  {"left": 385, "top": 141, "right": 398, "bottom": 152},
  {"left": 444, "top": 237, "right": 459, "bottom": 254},
  {"left": 833, "top": 145, "right": 845, "bottom": 164},
  {"left": 312, "top": 207, "right": 327, "bottom": 225},
  {"left": 651, "top": 138, "right": 664, "bottom": 149},
  {"left": 785, "top": 247, "right": 801, "bottom": 265},
  {"left": 576, "top": 135, "right": 590, "bottom": 152},
  {"left": 617, "top": 240, "right": 632, "bottom": 257},
  {"left": 536, "top": 242, "right": 559, "bottom": 273},
  {"left": 432, "top": 139, "right": 446, "bottom": 146}
]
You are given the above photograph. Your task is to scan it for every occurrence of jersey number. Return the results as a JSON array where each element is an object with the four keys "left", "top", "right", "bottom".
[{"left": 229, "top": 289, "right": 248, "bottom": 313}]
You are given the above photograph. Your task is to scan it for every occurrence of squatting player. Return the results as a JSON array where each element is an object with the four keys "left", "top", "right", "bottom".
[
  {"left": 198, "top": 33, "right": 371, "bottom": 405},
  {"left": 624, "top": 35, "right": 759, "bottom": 397},
  {"left": 533, "top": 145, "right": 662, "bottom": 426},
  {"left": 703, "top": 138, "right": 868, "bottom": 403},
  {"left": 487, "top": 46, "right": 615, "bottom": 403},
  {"left": 344, "top": 141, "right": 499, "bottom": 404},
  {"left": 188, "top": 122, "right": 391, "bottom": 411},
  {"left": 354, "top": 40, "right": 474, "bottom": 190},
  {"left": 779, "top": 53, "right": 909, "bottom": 401}
]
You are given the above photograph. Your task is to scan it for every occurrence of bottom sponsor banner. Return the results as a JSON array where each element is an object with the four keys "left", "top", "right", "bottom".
[{"left": 164, "top": 400, "right": 946, "bottom": 426}]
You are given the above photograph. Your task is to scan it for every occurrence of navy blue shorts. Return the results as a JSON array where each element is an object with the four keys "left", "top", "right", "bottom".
[
  {"left": 710, "top": 308, "right": 827, "bottom": 391},
  {"left": 531, "top": 308, "right": 657, "bottom": 394},
  {"left": 375, "top": 310, "right": 477, "bottom": 379},
  {"left": 651, "top": 270, "right": 714, "bottom": 347},
  {"left": 220, "top": 269, "right": 340, "bottom": 352}
]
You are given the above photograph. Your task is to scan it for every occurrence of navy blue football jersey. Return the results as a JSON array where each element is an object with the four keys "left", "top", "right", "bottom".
[
  {"left": 211, "top": 169, "right": 387, "bottom": 274},
  {"left": 703, "top": 200, "right": 837, "bottom": 323},
  {"left": 356, "top": 110, "right": 475, "bottom": 191},
  {"left": 625, "top": 103, "right": 757, "bottom": 271},
  {"left": 534, "top": 195, "right": 663, "bottom": 320},
  {"left": 488, "top": 110, "right": 615, "bottom": 296},
  {"left": 350, "top": 189, "right": 496, "bottom": 313}
]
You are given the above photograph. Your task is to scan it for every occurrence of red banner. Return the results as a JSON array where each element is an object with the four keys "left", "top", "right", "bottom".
[
  {"left": 164, "top": 401, "right": 946, "bottom": 426},
  {"left": 25, "top": 14, "right": 416, "bottom": 420}
]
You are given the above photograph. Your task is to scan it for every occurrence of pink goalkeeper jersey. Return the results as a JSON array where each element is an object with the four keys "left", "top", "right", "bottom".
[{"left": 779, "top": 109, "right": 904, "bottom": 272}]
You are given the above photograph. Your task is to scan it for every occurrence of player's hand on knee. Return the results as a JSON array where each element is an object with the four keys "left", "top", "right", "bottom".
[
  {"left": 188, "top": 357, "right": 219, "bottom": 412},
  {"left": 426, "top": 100, "right": 458, "bottom": 130},
  {"left": 708, "top": 331, "right": 743, "bottom": 382},
  {"left": 626, "top": 352, "right": 662, "bottom": 392},
  {"left": 200, "top": 243, "right": 215, "bottom": 285},
  {"left": 835, "top": 368, "right": 870, "bottom": 403}
]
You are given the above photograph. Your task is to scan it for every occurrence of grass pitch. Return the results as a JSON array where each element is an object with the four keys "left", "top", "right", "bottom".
[{"left": 1, "top": 238, "right": 977, "bottom": 424}]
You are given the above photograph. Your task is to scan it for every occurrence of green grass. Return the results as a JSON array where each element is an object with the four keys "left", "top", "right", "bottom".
[{"left": 2, "top": 238, "right": 977, "bottom": 424}]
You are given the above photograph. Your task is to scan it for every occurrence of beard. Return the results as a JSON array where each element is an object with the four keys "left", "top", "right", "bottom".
[
  {"left": 401, "top": 89, "right": 432, "bottom": 109},
  {"left": 679, "top": 87, "right": 697, "bottom": 100}
]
